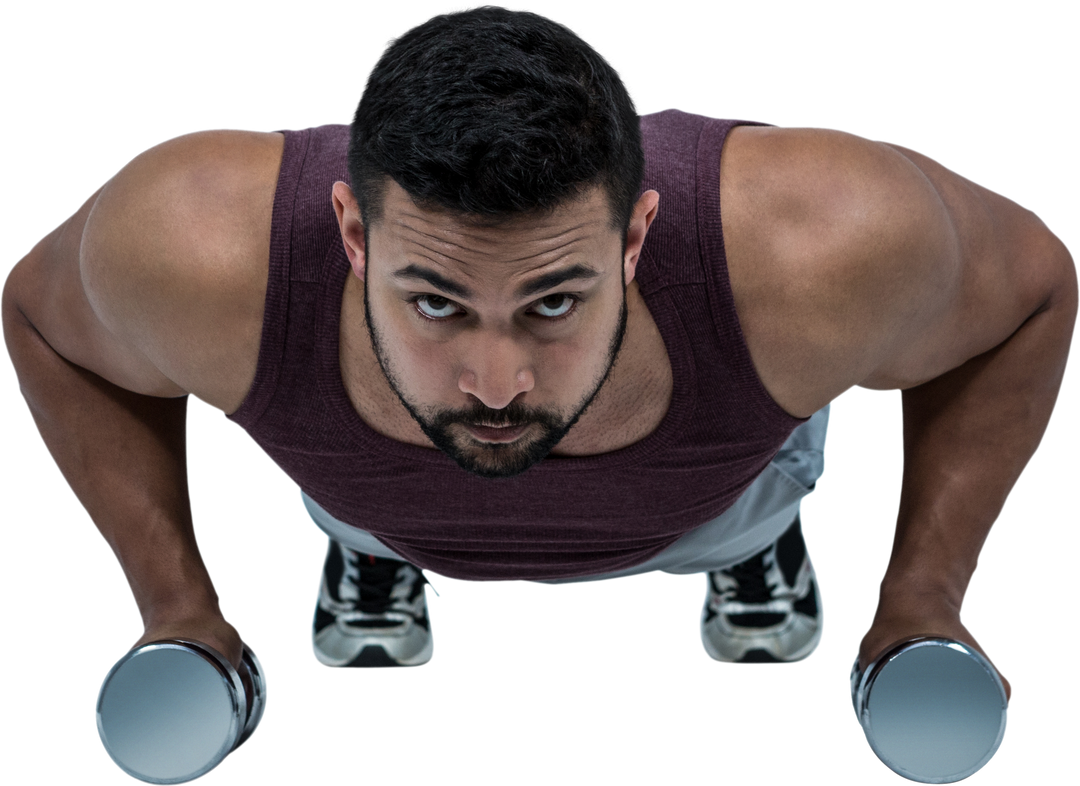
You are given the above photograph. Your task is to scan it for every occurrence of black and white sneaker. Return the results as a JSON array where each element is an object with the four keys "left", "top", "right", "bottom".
[
  {"left": 701, "top": 517, "right": 822, "bottom": 663},
  {"left": 313, "top": 540, "right": 433, "bottom": 667}
]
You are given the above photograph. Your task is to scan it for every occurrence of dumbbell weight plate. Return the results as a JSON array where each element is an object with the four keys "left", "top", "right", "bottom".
[
  {"left": 236, "top": 644, "right": 266, "bottom": 748},
  {"left": 97, "top": 640, "right": 245, "bottom": 784},
  {"left": 851, "top": 637, "right": 1008, "bottom": 783}
]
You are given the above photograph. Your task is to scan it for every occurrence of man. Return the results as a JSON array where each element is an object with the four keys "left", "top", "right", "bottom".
[{"left": 3, "top": 2, "right": 1074, "bottom": 734}]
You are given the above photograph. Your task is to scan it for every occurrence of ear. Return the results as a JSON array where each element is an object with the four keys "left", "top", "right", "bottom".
[
  {"left": 332, "top": 181, "right": 367, "bottom": 281},
  {"left": 623, "top": 190, "right": 660, "bottom": 286}
]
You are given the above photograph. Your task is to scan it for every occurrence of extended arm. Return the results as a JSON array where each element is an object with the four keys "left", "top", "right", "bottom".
[
  {"left": 861, "top": 291, "right": 1075, "bottom": 699},
  {"left": 3, "top": 193, "right": 244, "bottom": 667},
  {"left": 721, "top": 128, "right": 1077, "bottom": 699},
  {"left": 859, "top": 152, "right": 1077, "bottom": 697}
]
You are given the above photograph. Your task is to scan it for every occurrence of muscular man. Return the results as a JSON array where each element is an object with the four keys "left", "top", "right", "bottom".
[{"left": 4, "top": 4, "right": 1074, "bottom": 729}]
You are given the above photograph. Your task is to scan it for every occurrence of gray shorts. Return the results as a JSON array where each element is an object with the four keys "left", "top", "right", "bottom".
[{"left": 302, "top": 405, "right": 829, "bottom": 582}]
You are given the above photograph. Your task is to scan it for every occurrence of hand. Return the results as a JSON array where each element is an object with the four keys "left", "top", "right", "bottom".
[
  {"left": 858, "top": 590, "right": 1011, "bottom": 702},
  {"left": 133, "top": 613, "right": 244, "bottom": 672}
]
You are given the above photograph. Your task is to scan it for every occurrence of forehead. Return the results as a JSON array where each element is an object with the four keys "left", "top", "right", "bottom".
[{"left": 371, "top": 180, "right": 621, "bottom": 278}]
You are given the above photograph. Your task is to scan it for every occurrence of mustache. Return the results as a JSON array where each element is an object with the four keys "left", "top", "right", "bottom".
[{"left": 430, "top": 400, "right": 560, "bottom": 429}]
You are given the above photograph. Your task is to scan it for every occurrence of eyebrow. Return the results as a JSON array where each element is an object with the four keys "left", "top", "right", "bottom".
[{"left": 391, "top": 263, "right": 602, "bottom": 300}]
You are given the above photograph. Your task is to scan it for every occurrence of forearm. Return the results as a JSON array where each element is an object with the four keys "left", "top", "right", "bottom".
[
  {"left": 3, "top": 295, "right": 221, "bottom": 629},
  {"left": 881, "top": 251, "right": 1077, "bottom": 610}
]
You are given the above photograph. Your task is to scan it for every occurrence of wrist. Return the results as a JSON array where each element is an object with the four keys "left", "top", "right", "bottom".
[
  {"left": 138, "top": 586, "right": 223, "bottom": 631},
  {"left": 878, "top": 553, "right": 969, "bottom": 613}
]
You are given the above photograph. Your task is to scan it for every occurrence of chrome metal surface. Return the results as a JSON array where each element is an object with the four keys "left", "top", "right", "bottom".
[
  {"left": 97, "top": 640, "right": 245, "bottom": 784},
  {"left": 851, "top": 637, "right": 1008, "bottom": 783},
  {"left": 238, "top": 639, "right": 270, "bottom": 747}
]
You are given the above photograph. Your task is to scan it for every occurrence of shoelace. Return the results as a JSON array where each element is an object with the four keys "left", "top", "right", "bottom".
[
  {"left": 344, "top": 552, "right": 433, "bottom": 614},
  {"left": 716, "top": 549, "right": 776, "bottom": 605}
]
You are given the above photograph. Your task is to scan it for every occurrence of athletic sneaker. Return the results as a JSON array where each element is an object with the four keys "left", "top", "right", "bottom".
[
  {"left": 313, "top": 540, "right": 433, "bottom": 667},
  {"left": 701, "top": 517, "right": 822, "bottom": 663}
]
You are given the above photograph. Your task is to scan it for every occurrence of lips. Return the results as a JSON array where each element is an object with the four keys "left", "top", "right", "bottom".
[{"left": 464, "top": 423, "right": 529, "bottom": 443}]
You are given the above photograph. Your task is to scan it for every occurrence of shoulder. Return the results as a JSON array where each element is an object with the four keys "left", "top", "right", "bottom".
[
  {"left": 719, "top": 126, "right": 1069, "bottom": 417},
  {"left": 720, "top": 125, "right": 954, "bottom": 279},
  {"left": 719, "top": 126, "right": 963, "bottom": 416},
  {"left": 81, "top": 130, "right": 285, "bottom": 412},
  {"left": 86, "top": 129, "right": 285, "bottom": 241}
]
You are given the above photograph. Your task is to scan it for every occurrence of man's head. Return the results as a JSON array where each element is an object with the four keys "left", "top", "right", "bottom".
[
  {"left": 334, "top": 7, "right": 658, "bottom": 479},
  {"left": 347, "top": 5, "right": 644, "bottom": 233}
]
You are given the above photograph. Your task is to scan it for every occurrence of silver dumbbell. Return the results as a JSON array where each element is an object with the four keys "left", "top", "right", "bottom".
[
  {"left": 97, "top": 639, "right": 266, "bottom": 783},
  {"left": 851, "top": 637, "right": 1007, "bottom": 783}
]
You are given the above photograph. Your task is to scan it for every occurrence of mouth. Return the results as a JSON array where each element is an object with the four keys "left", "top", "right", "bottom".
[{"left": 463, "top": 423, "right": 530, "bottom": 443}]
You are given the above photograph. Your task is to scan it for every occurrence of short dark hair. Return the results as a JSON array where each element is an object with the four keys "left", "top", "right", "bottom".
[{"left": 348, "top": 6, "right": 643, "bottom": 233}]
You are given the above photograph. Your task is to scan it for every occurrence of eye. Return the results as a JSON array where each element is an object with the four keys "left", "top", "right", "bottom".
[
  {"left": 410, "top": 291, "right": 583, "bottom": 321},
  {"left": 531, "top": 294, "right": 577, "bottom": 319}
]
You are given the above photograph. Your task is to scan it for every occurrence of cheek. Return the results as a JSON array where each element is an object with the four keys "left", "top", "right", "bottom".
[
  {"left": 390, "top": 328, "right": 460, "bottom": 395},
  {"left": 534, "top": 339, "right": 593, "bottom": 381}
]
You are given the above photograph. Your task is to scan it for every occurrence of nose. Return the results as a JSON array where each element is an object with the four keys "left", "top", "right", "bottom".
[{"left": 460, "top": 347, "right": 535, "bottom": 414}]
